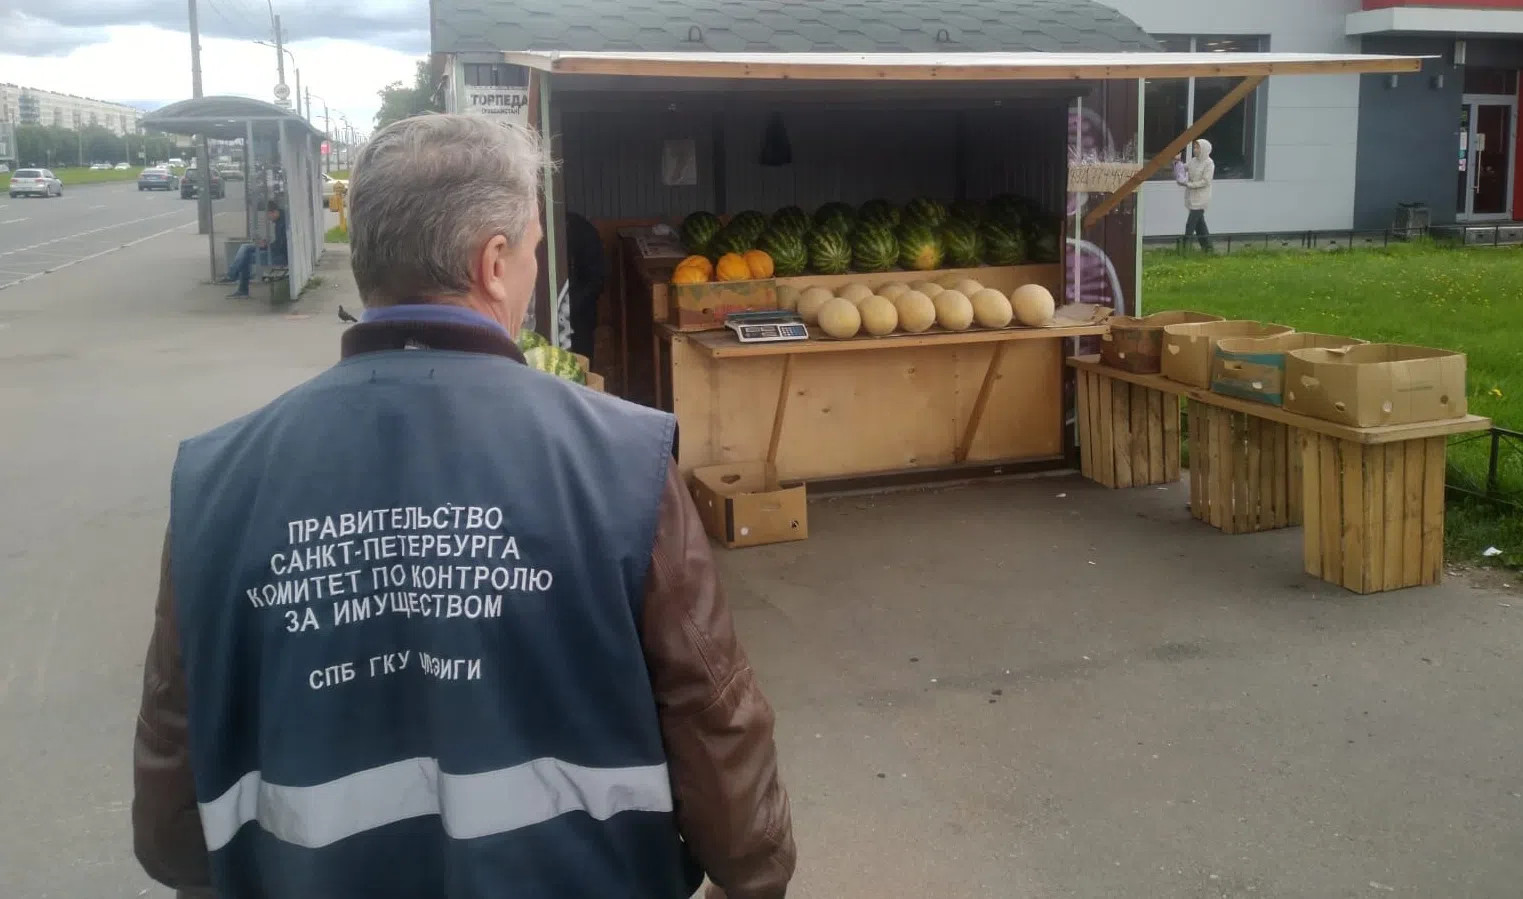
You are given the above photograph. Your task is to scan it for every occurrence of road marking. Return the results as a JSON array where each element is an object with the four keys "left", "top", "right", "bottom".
[
  {"left": 89, "top": 204, "right": 106, "bottom": 210},
  {"left": 0, "top": 220, "right": 195, "bottom": 290},
  {"left": 0, "top": 218, "right": 26, "bottom": 225},
  {"left": 0, "top": 209, "right": 187, "bottom": 258}
]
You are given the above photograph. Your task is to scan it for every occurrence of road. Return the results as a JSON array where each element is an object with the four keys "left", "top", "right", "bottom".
[{"left": 0, "top": 179, "right": 245, "bottom": 290}]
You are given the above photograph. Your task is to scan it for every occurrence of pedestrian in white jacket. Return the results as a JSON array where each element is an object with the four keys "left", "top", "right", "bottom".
[{"left": 1183, "top": 138, "right": 1214, "bottom": 252}]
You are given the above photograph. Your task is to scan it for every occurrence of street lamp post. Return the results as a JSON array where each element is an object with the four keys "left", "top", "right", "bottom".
[{"left": 256, "top": 40, "right": 304, "bottom": 119}]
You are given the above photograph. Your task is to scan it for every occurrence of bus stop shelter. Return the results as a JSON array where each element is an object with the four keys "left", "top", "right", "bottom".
[{"left": 143, "top": 96, "right": 325, "bottom": 303}]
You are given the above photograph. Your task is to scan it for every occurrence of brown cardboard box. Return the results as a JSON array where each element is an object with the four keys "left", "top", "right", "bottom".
[
  {"left": 654, "top": 279, "right": 779, "bottom": 331},
  {"left": 1161, "top": 320, "right": 1295, "bottom": 388},
  {"left": 1211, "top": 332, "right": 1367, "bottom": 406},
  {"left": 1102, "top": 310, "right": 1223, "bottom": 374},
  {"left": 690, "top": 462, "right": 808, "bottom": 549},
  {"left": 1284, "top": 343, "right": 1468, "bottom": 428}
]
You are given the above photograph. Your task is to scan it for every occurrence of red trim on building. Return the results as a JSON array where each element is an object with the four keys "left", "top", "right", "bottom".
[
  {"left": 1514, "top": 77, "right": 1523, "bottom": 219},
  {"left": 1363, "top": 0, "right": 1523, "bottom": 9}
]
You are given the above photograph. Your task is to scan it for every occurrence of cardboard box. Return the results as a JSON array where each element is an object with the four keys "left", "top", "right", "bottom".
[
  {"left": 1161, "top": 320, "right": 1294, "bottom": 388},
  {"left": 1284, "top": 343, "right": 1468, "bottom": 428},
  {"left": 1211, "top": 333, "right": 1367, "bottom": 406},
  {"left": 690, "top": 462, "right": 808, "bottom": 549},
  {"left": 1102, "top": 310, "right": 1223, "bottom": 374}
]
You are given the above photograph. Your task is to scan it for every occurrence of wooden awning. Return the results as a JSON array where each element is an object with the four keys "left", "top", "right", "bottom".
[{"left": 503, "top": 49, "right": 1421, "bottom": 81}]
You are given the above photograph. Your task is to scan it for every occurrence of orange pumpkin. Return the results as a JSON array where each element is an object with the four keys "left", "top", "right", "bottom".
[
  {"left": 742, "top": 249, "right": 775, "bottom": 279},
  {"left": 676, "top": 255, "right": 713, "bottom": 279},
  {"left": 715, "top": 253, "right": 752, "bottom": 282},
  {"left": 672, "top": 265, "right": 709, "bottom": 285}
]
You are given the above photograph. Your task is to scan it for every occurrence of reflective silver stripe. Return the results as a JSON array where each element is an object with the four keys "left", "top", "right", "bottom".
[{"left": 198, "top": 756, "right": 673, "bottom": 851}]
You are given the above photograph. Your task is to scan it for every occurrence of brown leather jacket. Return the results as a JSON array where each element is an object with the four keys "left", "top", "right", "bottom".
[{"left": 132, "top": 319, "right": 796, "bottom": 899}]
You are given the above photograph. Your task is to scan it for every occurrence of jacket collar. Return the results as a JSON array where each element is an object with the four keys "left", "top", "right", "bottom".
[{"left": 340, "top": 315, "right": 526, "bottom": 363}]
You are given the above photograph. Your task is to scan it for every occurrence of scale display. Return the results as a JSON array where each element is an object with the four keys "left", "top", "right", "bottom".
[{"left": 725, "top": 311, "right": 810, "bottom": 344}]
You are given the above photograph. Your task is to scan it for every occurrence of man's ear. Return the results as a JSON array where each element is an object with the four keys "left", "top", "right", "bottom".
[{"left": 476, "top": 234, "right": 512, "bottom": 304}]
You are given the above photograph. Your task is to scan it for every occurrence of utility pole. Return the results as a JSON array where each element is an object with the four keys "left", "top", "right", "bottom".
[
  {"left": 188, "top": 0, "right": 214, "bottom": 244},
  {"left": 273, "top": 14, "right": 289, "bottom": 109}
]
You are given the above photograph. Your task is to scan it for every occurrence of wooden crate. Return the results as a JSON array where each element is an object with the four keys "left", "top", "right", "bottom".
[
  {"left": 1187, "top": 400, "right": 1302, "bottom": 533},
  {"left": 1101, "top": 311, "right": 1222, "bottom": 374},
  {"left": 1300, "top": 433, "right": 1446, "bottom": 594},
  {"left": 1076, "top": 369, "right": 1180, "bottom": 488}
]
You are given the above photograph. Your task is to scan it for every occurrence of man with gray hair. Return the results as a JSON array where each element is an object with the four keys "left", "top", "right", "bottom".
[{"left": 132, "top": 113, "right": 795, "bottom": 899}]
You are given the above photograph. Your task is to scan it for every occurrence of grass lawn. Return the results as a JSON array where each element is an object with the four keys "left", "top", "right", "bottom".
[
  {"left": 54, "top": 167, "right": 145, "bottom": 186},
  {"left": 328, "top": 169, "right": 350, "bottom": 180},
  {"left": 1143, "top": 243, "right": 1523, "bottom": 567},
  {"left": 325, "top": 225, "right": 348, "bottom": 244}
]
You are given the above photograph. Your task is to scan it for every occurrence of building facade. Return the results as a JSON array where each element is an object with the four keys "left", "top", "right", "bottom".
[
  {"left": 0, "top": 84, "right": 143, "bottom": 136},
  {"left": 1111, "top": 0, "right": 1523, "bottom": 235}
]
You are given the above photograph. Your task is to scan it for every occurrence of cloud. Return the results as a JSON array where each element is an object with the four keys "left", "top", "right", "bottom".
[
  {"left": 0, "top": 12, "right": 112, "bottom": 56},
  {"left": 2, "top": 0, "right": 428, "bottom": 56}
]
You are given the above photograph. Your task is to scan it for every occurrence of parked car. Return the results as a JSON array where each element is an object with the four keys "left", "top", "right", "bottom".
[
  {"left": 181, "top": 168, "right": 225, "bottom": 200},
  {"left": 217, "top": 164, "right": 244, "bottom": 181},
  {"left": 90, "top": 162, "right": 111, "bottom": 171},
  {"left": 114, "top": 162, "right": 130, "bottom": 170},
  {"left": 138, "top": 167, "right": 179, "bottom": 191},
  {"left": 8, "top": 168, "right": 63, "bottom": 198}
]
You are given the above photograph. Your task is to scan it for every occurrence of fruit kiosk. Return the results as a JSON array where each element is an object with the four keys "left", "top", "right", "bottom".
[{"left": 499, "top": 49, "right": 1419, "bottom": 518}]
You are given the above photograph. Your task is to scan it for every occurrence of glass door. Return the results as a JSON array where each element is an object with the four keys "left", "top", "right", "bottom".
[{"left": 1459, "top": 96, "right": 1518, "bottom": 221}]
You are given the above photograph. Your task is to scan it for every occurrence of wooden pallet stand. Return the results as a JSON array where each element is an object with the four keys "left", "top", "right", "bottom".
[
  {"left": 1300, "top": 433, "right": 1446, "bottom": 594},
  {"left": 1187, "top": 401, "right": 1302, "bottom": 534},
  {"left": 1075, "top": 368, "right": 1180, "bottom": 488}
]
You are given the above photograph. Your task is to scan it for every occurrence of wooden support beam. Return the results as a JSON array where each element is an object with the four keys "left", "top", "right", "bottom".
[
  {"left": 957, "top": 342, "right": 1009, "bottom": 463},
  {"left": 1082, "top": 75, "right": 1265, "bottom": 229},
  {"left": 766, "top": 354, "right": 794, "bottom": 466}
]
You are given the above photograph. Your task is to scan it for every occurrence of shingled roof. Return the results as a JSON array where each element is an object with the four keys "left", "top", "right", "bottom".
[{"left": 431, "top": 0, "right": 1158, "bottom": 56}]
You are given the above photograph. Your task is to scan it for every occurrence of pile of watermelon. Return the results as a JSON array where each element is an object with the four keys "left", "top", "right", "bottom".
[
  {"left": 676, "top": 193, "right": 1057, "bottom": 274},
  {"left": 523, "top": 345, "right": 587, "bottom": 385}
]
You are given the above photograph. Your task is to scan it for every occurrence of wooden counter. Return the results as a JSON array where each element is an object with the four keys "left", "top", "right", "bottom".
[{"left": 660, "top": 323, "right": 1106, "bottom": 487}]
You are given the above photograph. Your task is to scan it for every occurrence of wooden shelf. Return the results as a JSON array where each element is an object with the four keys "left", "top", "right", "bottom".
[
  {"left": 1067, "top": 355, "right": 1491, "bottom": 446},
  {"left": 671, "top": 323, "right": 1108, "bottom": 359}
]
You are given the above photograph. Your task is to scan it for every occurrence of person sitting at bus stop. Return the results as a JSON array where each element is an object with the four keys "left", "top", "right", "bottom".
[{"left": 225, "top": 201, "right": 287, "bottom": 297}]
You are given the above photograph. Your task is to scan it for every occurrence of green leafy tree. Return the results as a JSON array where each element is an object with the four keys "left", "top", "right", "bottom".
[{"left": 374, "top": 59, "right": 441, "bottom": 130}]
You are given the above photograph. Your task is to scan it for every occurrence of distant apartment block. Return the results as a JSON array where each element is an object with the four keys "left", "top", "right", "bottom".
[{"left": 0, "top": 84, "right": 143, "bottom": 137}]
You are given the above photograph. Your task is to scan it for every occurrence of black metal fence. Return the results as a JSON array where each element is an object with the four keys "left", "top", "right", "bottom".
[
  {"left": 1448, "top": 427, "right": 1523, "bottom": 512},
  {"left": 1146, "top": 224, "right": 1523, "bottom": 255}
]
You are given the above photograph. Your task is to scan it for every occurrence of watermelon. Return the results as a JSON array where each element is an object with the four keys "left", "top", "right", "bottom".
[
  {"left": 727, "top": 210, "right": 768, "bottom": 244},
  {"left": 680, "top": 211, "right": 722, "bottom": 255},
  {"left": 988, "top": 194, "right": 1039, "bottom": 229},
  {"left": 517, "top": 330, "right": 550, "bottom": 352},
  {"left": 812, "top": 202, "right": 856, "bottom": 237},
  {"left": 895, "top": 223, "right": 944, "bottom": 271},
  {"left": 850, "top": 224, "right": 898, "bottom": 273},
  {"left": 857, "top": 199, "right": 900, "bottom": 230},
  {"left": 807, "top": 229, "right": 852, "bottom": 275},
  {"left": 523, "top": 346, "right": 587, "bottom": 385},
  {"left": 769, "top": 206, "right": 810, "bottom": 236},
  {"left": 709, "top": 226, "right": 753, "bottom": 258},
  {"left": 949, "top": 199, "right": 985, "bottom": 225},
  {"left": 980, "top": 220, "right": 1028, "bottom": 266},
  {"left": 940, "top": 219, "right": 983, "bottom": 269},
  {"left": 902, "top": 197, "right": 949, "bottom": 230},
  {"left": 1027, "top": 217, "right": 1061, "bottom": 264},
  {"left": 758, "top": 228, "right": 809, "bottom": 277}
]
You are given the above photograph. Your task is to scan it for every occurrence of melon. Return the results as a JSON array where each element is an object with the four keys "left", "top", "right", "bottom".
[
  {"left": 1011, "top": 284, "right": 1056, "bottom": 327},
  {"left": 951, "top": 278, "right": 984, "bottom": 297},
  {"left": 817, "top": 297, "right": 862, "bottom": 339},
  {"left": 680, "top": 211, "right": 722, "bottom": 256},
  {"left": 776, "top": 284, "right": 802, "bottom": 312},
  {"left": 894, "top": 291, "right": 937, "bottom": 333},
  {"left": 757, "top": 228, "right": 808, "bottom": 277},
  {"left": 970, "top": 288, "right": 1013, "bottom": 329},
  {"left": 895, "top": 223, "right": 944, "bottom": 271},
  {"left": 878, "top": 282, "right": 910, "bottom": 300},
  {"left": 850, "top": 224, "right": 898, "bottom": 273},
  {"left": 910, "top": 281, "right": 944, "bottom": 298},
  {"left": 797, "top": 287, "right": 835, "bottom": 325},
  {"left": 838, "top": 283, "right": 875, "bottom": 305},
  {"left": 940, "top": 219, "right": 983, "bottom": 268},
  {"left": 858, "top": 295, "right": 898, "bottom": 336},
  {"left": 933, "top": 290, "right": 974, "bottom": 331},
  {"left": 807, "top": 229, "right": 852, "bottom": 274},
  {"left": 524, "top": 346, "right": 588, "bottom": 385}
]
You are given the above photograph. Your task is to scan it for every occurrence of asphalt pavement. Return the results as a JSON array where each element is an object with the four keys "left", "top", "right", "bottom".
[{"left": 0, "top": 179, "right": 245, "bottom": 291}]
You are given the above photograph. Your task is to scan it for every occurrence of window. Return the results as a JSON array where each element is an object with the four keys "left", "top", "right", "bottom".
[
  {"left": 463, "top": 63, "right": 527, "bottom": 88},
  {"left": 1145, "top": 35, "right": 1266, "bottom": 180}
]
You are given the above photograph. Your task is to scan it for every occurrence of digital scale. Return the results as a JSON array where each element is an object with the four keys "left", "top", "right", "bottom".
[{"left": 725, "top": 310, "right": 810, "bottom": 344}]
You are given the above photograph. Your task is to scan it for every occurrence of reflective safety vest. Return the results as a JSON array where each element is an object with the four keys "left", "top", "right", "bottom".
[{"left": 169, "top": 346, "right": 701, "bottom": 898}]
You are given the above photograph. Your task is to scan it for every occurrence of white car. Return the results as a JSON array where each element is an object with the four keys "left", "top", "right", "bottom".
[
  {"left": 90, "top": 162, "right": 111, "bottom": 170},
  {"left": 114, "top": 162, "right": 130, "bottom": 170},
  {"left": 322, "top": 172, "right": 348, "bottom": 201},
  {"left": 8, "top": 168, "right": 63, "bottom": 198}
]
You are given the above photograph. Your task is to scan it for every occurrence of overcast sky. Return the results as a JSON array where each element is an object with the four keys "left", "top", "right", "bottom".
[{"left": 1, "top": 1, "right": 430, "bottom": 131}]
